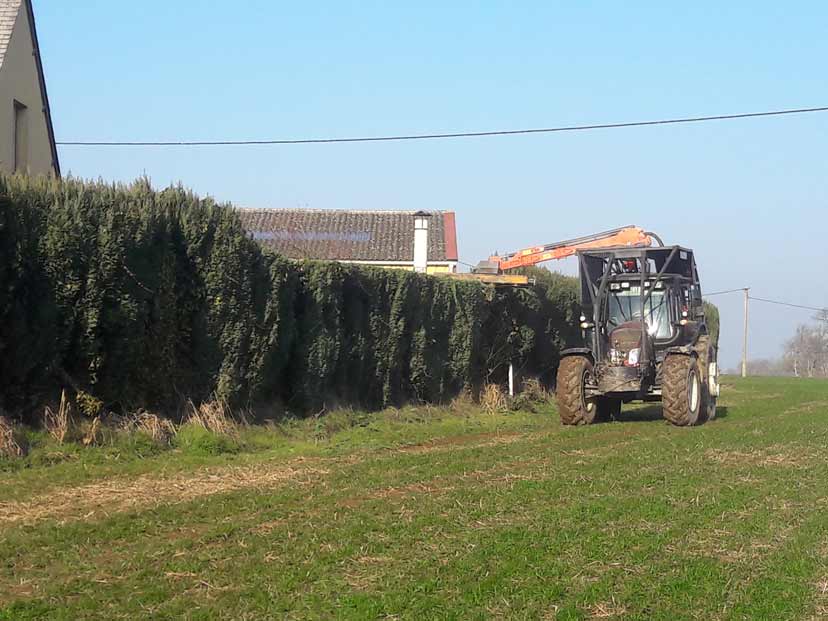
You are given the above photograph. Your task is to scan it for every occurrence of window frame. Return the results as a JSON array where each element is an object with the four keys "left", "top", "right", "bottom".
[{"left": 13, "top": 100, "right": 29, "bottom": 172}]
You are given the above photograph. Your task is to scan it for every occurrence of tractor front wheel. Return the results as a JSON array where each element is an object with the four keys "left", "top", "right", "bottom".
[
  {"left": 556, "top": 356, "right": 600, "bottom": 425},
  {"left": 662, "top": 354, "right": 702, "bottom": 427}
]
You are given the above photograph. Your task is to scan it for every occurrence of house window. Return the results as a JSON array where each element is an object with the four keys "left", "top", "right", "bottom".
[{"left": 13, "top": 100, "right": 29, "bottom": 172}]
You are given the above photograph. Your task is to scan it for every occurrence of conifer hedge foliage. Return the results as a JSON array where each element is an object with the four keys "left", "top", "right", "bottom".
[{"left": 0, "top": 174, "right": 581, "bottom": 422}]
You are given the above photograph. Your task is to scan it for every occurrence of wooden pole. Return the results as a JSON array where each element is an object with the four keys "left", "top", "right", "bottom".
[{"left": 741, "top": 288, "right": 750, "bottom": 378}]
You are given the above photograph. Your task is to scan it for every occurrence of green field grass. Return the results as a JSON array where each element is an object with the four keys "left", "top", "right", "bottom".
[{"left": 2, "top": 376, "right": 828, "bottom": 620}]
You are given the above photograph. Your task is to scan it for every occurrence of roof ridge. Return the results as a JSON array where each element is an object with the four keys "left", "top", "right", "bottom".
[{"left": 235, "top": 207, "right": 448, "bottom": 214}]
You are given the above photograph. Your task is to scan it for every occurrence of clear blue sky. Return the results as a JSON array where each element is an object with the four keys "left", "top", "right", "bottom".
[{"left": 36, "top": 1, "right": 828, "bottom": 370}]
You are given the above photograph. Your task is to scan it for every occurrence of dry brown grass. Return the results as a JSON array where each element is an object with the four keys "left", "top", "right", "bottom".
[
  {"left": 480, "top": 383, "right": 508, "bottom": 414},
  {"left": 82, "top": 416, "right": 102, "bottom": 447},
  {"left": 123, "top": 411, "right": 177, "bottom": 445},
  {"left": 0, "top": 459, "right": 331, "bottom": 525},
  {"left": 43, "top": 390, "right": 71, "bottom": 444},
  {"left": 589, "top": 598, "right": 628, "bottom": 618},
  {"left": 185, "top": 398, "right": 242, "bottom": 436},
  {"left": 0, "top": 415, "right": 25, "bottom": 459},
  {"left": 0, "top": 430, "right": 534, "bottom": 526},
  {"left": 449, "top": 389, "right": 476, "bottom": 414},
  {"left": 705, "top": 447, "right": 816, "bottom": 468}
]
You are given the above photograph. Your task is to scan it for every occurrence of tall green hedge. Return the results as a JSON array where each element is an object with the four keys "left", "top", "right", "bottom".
[
  {"left": 703, "top": 300, "right": 720, "bottom": 348},
  {"left": 0, "top": 174, "right": 580, "bottom": 421}
]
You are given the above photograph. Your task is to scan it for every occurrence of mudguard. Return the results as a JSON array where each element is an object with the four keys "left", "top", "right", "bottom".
[
  {"left": 665, "top": 344, "right": 695, "bottom": 356},
  {"left": 561, "top": 348, "right": 594, "bottom": 362}
]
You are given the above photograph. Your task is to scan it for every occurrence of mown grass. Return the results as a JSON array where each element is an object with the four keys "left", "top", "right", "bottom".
[{"left": 2, "top": 377, "right": 828, "bottom": 620}]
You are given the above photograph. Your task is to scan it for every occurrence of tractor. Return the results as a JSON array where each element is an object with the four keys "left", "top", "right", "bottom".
[{"left": 556, "top": 245, "right": 719, "bottom": 426}]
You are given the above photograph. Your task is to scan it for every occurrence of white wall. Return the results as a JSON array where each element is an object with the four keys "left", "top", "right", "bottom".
[{"left": 0, "top": 5, "right": 56, "bottom": 176}]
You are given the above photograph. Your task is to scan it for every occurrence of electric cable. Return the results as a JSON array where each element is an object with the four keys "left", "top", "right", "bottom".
[{"left": 56, "top": 105, "right": 828, "bottom": 147}]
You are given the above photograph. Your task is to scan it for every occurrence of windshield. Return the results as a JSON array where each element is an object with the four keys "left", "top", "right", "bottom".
[{"left": 606, "top": 286, "right": 674, "bottom": 339}]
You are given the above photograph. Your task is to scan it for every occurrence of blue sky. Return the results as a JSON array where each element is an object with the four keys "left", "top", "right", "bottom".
[{"left": 36, "top": 1, "right": 827, "bottom": 370}]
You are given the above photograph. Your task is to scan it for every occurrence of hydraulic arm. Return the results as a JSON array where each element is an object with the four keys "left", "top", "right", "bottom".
[{"left": 483, "top": 226, "right": 658, "bottom": 272}]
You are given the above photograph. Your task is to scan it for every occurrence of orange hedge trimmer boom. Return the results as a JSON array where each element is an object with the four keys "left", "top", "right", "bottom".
[{"left": 488, "top": 226, "right": 656, "bottom": 271}]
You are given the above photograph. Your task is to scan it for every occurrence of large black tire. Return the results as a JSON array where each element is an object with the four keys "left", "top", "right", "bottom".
[
  {"left": 662, "top": 354, "right": 701, "bottom": 427},
  {"left": 701, "top": 387, "right": 717, "bottom": 423},
  {"left": 556, "top": 356, "right": 599, "bottom": 425}
]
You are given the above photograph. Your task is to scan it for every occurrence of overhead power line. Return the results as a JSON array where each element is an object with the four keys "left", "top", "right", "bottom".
[
  {"left": 705, "top": 288, "right": 826, "bottom": 313},
  {"left": 749, "top": 296, "right": 826, "bottom": 314},
  {"left": 705, "top": 288, "right": 748, "bottom": 297},
  {"left": 55, "top": 105, "right": 828, "bottom": 147},
  {"left": 702, "top": 288, "right": 826, "bottom": 377}
]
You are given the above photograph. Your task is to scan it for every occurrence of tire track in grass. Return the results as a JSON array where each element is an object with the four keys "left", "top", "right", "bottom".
[
  {"left": 0, "top": 433, "right": 529, "bottom": 526},
  {"left": 0, "top": 460, "right": 332, "bottom": 525}
]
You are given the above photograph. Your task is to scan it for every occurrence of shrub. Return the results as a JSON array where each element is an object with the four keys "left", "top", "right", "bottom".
[
  {"left": 511, "top": 377, "right": 552, "bottom": 412},
  {"left": 0, "top": 174, "right": 580, "bottom": 422},
  {"left": 703, "top": 301, "right": 720, "bottom": 348}
]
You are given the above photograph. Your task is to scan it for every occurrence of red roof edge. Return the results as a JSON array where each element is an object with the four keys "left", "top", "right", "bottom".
[{"left": 442, "top": 212, "right": 458, "bottom": 261}]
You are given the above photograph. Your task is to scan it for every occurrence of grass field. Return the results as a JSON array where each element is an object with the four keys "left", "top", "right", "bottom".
[{"left": 2, "top": 376, "right": 828, "bottom": 620}]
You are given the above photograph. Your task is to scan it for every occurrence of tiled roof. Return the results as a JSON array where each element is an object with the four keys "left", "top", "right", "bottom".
[
  {"left": 237, "top": 209, "right": 459, "bottom": 263},
  {"left": 0, "top": 0, "right": 22, "bottom": 69}
]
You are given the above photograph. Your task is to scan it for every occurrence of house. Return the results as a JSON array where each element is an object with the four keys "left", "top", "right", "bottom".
[
  {"left": 238, "top": 208, "right": 459, "bottom": 275},
  {"left": 0, "top": 0, "right": 59, "bottom": 176}
]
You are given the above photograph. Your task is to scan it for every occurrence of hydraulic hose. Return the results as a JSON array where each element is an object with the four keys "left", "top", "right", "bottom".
[{"left": 645, "top": 231, "right": 665, "bottom": 247}]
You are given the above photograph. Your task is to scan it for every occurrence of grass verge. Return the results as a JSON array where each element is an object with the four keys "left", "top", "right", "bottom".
[{"left": 1, "top": 377, "right": 828, "bottom": 620}]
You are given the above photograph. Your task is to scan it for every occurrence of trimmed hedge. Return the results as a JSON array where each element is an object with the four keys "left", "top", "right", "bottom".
[
  {"left": 703, "top": 300, "right": 720, "bottom": 348},
  {"left": 0, "top": 175, "right": 581, "bottom": 421}
]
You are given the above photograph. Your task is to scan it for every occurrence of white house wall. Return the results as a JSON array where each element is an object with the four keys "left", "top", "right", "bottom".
[{"left": 0, "top": 4, "right": 55, "bottom": 176}]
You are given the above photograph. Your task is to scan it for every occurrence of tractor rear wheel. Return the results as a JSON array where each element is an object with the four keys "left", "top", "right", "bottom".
[
  {"left": 556, "top": 356, "right": 600, "bottom": 425},
  {"left": 662, "top": 354, "right": 701, "bottom": 427},
  {"left": 701, "top": 386, "right": 717, "bottom": 423}
]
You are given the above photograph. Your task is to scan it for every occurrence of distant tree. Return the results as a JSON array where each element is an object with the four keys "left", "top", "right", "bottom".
[
  {"left": 748, "top": 358, "right": 790, "bottom": 377},
  {"left": 783, "top": 321, "right": 828, "bottom": 378}
]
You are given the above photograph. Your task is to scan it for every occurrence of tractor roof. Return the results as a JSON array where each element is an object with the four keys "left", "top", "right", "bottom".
[
  {"left": 577, "top": 245, "right": 700, "bottom": 295},
  {"left": 576, "top": 245, "right": 694, "bottom": 261}
]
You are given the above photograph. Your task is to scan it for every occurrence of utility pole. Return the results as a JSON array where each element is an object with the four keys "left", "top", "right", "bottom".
[
  {"left": 741, "top": 288, "right": 750, "bottom": 378},
  {"left": 815, "top": 308, "right": 828, "bottom": 335}
]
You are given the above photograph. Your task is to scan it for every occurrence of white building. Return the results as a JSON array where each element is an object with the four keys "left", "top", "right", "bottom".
[{"left": 0, "top": 0, "right": 59, "bottom": 176}]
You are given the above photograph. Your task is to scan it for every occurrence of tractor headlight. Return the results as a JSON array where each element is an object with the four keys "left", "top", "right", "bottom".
[{"left": 627, "top": 348, "right": 640, "bottom": 366}]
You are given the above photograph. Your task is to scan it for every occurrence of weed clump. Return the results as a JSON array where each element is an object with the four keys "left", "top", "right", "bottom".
[
  {"left": 0, "top": 415, "right": 26, "bottom": 459},
  {"left": 122, "top": 411, "right": 177, "bottom": 446},
  {"left": 174, "top": 399, "right": 243, "bottom": 455},
  {"left": 185, "top": 399, "right": 240, "bottom": 436},
  {"left": 480, "top": 384, "right": 509, "bottom": 414},
  {"left": 43, "top": 390, "right": 71, "bottom": 444},
  {"left": 511, "top": 378, "right": 552, "bottom": 412},
  {"left": 175, "top": 424, "right": 240, "bottom": 456}
]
